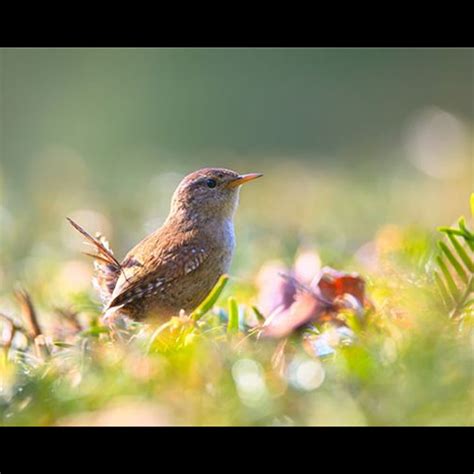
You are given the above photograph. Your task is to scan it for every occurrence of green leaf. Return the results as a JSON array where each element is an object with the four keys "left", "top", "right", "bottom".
[
  {"left": 437, "top": 199, "right": 474, "bottom": 320},
  {"left": 438, "top": 241, "right": 468, "bottom": 284},
  {"left": 470, "top": 193, "right": 474, "bottom": 218},
  {"left": 438, "top": 227, "right": 471, "bottom": 239},
  {"left": 436, "top": 255, "right": 459, "bottom": 301},
  {"left": 52, "top": 341, "right": 75, "bottom": 348},
  {"left": 191, "top": 274, "right": 229, "bottom": 321},
  {"left": 446, "top": 232, "right": 474, "bottom": 273},
  {"left": 251, "top": 305, "right": 266, "bottom": 324},
  {"left": 227, "top": 297, "right": 239, "bottom": 335}
]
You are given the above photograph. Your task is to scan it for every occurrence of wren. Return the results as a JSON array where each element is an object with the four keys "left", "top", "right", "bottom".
[{"left": 68, "top": 168, "right": 262, "bottom": 321}]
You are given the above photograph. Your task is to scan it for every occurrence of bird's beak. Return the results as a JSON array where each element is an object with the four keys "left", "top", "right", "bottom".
[{"left": 227, "top": 173, "right": 263, "bottom": 189}]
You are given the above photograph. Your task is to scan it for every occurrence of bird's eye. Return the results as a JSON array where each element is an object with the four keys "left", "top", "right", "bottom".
[{"left": 206, "top": 179, "right": 217, "bottom": 188}]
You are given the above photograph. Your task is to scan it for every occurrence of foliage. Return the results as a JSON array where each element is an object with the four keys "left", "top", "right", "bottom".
[
  {"left": 0, "top": 196, "right": 473, "bottom": 426},
  {"left": 435, "top": 193, "right": 474, "bottom": 320}
]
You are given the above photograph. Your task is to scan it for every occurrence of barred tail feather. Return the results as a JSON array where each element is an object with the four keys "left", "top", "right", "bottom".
[
  {"left": 92, "top": 234, "right": 122, "bottom": 304},
  {"left": 67, "top": 217, "right": 121, "bottom": 304}
]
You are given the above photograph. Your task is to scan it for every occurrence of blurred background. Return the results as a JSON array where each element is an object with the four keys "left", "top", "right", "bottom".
[
  {"left": 0, "top": 48, "right": 473, "bottom": 426},
  {"left": 0, "top": 48, "right": 473, "bottom": 305},
  {"left": 1, "top": 49, "right": 472, "bottom": 296}
]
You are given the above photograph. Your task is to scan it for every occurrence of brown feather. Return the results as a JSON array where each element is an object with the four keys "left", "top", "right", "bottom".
[
  {"left": 66, "top": 217, "right": 121, "bottom": 269},
  {"left": 67, "top": 217, "right": 122, "bottom": 304},
  {"left": 106, "top": 227, "right": 211, "bottom": 311}
]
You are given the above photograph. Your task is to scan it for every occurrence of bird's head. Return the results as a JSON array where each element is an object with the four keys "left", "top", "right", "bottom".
[{"left": 169, "top": 167, "right": 263, "bottom": 223}]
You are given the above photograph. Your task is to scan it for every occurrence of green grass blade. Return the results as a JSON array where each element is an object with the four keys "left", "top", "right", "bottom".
[
  {"left": 438, "top": 241, "right": 468, "bottom": 284},
  {"left": 436, "top": 255, "right": 459, "bottom": 301},
  {"left": 446, "top": 233, "right": 474, "bottom": 273},
  {"left": 458, "top": 218, "right": 474, "bottom": 251},
  {"left": 458, "top": 217, "right": 473, "bottom": 235},
  {"left": 147, "top": 320, "right": 174, "bottom": 353},
  {"left": 191, "top": 274, "right": 229, "bottom": 321},
  {"left": 227, "top": 297, "right": 239, "bottom": 335},
  {"left": 251, "top": 305, "right": 266, "bottom": 324},
  {"left": 53, "top": 341, "right": 75, "bottom": 348}
]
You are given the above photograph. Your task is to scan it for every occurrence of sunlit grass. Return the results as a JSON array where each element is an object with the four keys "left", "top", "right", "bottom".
[
  {"left": 0, "top": 198, "right": 472, "bottom": 426},
  {"left": 0, "top": 161, "right": 472, "bottom": 426}
]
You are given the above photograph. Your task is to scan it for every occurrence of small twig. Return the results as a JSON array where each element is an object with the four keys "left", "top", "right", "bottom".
[
  {"left": 271, "top": 338, "right": 288, "bottom": 376},
  {"left": 54, "top": 307, "right": 83, "bottom": 332},
  {"left": 1, "top": 317, "right": 15, "bottom": 354},
  {"left": 0, "top": 312, "right": 33, "bottom": 357},
  {"left": 234, "top": 326, "right": 262, "bottom": 349},
  {"left": 34, "top": 335, "right": 51, "bottom": 360},
  {"left": 278, "top": 272, "right": 333, "bottom": 307},
  {"left": 14, "top": 288, "right": 42, "bottom": 339},
  {"left": 0, "top": 312, "right": 28, "bottom": 335}
]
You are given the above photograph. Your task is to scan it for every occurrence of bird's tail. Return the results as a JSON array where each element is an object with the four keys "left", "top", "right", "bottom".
[{"left": 66, "top": 217, "right": 121, "bottom": 304}]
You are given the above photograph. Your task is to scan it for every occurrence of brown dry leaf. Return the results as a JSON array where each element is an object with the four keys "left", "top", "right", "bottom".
[
  {"left": 316, "top": 267, "right": 365, "bottom": 304},
  {"left": 262, "top": 267, "right": 368, "bottom": 339}
]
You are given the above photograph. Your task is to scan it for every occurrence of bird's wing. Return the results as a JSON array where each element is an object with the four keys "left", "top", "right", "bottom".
[{"left": 106, "top": 229, "right": 210, "bottom": 310}]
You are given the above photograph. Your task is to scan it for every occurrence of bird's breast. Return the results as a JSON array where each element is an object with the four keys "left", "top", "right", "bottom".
[
  {"left": 209, "top": 217, "right": 235, "bottom": 274},
  {"left": 222, "top": 218, "right": 236, "bottom": 251}
]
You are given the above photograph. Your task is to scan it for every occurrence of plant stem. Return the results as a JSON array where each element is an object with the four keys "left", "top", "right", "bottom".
[{"left": 450, "top": 274, "right": 473, "bottom": 320}]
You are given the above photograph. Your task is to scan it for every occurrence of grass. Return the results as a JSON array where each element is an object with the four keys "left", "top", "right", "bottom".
[
  {"left": 0, "top": 169, "right": 472, "bottom": 426},
  {"left": 0, "top": 211, "right": 473, "bottom": 426}
]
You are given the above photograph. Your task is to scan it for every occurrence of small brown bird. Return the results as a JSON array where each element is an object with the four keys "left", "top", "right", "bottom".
[{"left": 68, "top": 168, "right": 262, "bottom": 321}]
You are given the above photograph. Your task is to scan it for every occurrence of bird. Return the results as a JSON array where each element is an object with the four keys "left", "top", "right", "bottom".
[{"left": 68, "top": 168, "right": 262, "bottom": 322}]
